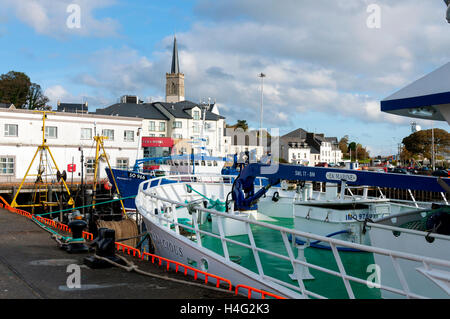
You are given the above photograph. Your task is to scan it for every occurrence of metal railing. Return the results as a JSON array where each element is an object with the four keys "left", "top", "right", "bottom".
[{"left": 136, "top": 174, "right": 450, "bottom": 299}]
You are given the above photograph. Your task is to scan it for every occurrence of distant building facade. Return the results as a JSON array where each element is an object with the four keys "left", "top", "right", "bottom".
[
  {"left": 280, "top": 128, "right": 342, "bottom": 166},
  {"left": 0, "top": 108, "right": 141, "bottom": 183}
]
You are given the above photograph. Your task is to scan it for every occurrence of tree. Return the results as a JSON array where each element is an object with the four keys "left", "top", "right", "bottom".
[
  {"left": 25, "top": 83, "right": 49, "bottom": 110},
  {"left": 227, "top": 120, "right": 249, "bottom": 131},
  {"left": 338, "top": 135, "right": 349, "bottom": 155},
  {"left": 0, "top": 71, "right": 49, "bottom": 109},
  {"left": 402, "top": 129, "right": 450, "bottom": 160},
  {"left": 0, "top": 71, "right": 31, "bottom": 107}
]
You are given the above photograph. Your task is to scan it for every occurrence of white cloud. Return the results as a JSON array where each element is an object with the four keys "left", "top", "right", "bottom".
[{"left": 4, "top": 0, "right": 119, "bottom": 38}]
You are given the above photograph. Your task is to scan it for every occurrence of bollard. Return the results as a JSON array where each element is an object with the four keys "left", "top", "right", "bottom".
[
  {"left": 84, "top": 228, "right": 127, "bottom": 268},
  {"left": 63, "top": 211, "right": 89, "bottom": 253}
]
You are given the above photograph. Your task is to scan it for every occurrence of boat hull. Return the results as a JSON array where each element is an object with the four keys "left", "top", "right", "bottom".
[
  {"left": 369, "top": 226, "right": 450, "bottom": 298},
  {"left": 142, "top": 217, "right": 303, "bottom": 299}
]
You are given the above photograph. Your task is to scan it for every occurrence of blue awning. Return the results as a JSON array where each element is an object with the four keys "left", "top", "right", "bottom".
[{"left": 381, "top": 62, "right": 450, "bottom": 123}]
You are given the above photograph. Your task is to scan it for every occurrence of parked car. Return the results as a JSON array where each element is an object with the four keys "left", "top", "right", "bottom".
[
  {"left": 432, "top": 169, "right": 450, "bottom": 177},
  {"left": 315, "top": 162, "right": 328, "bottom": 167},
  {"left": 391, "top": 168, "right": 410, "bottom": 174},
  {"left": 407, "top": 168, "right": 419, "bottom": 175}
]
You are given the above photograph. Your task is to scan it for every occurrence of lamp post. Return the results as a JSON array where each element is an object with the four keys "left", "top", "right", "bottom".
[
  {"left": 258, "top": 73, "right": 266, "bottom": 154},
  {"left": 431, "top": 121, "right": 435, "bottom": 171},
  {"left": 445, "top": 0, "right": 450, "bottom": 23}
]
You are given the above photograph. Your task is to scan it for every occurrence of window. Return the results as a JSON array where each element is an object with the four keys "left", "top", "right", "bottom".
[
  {"left": 45, "top": 126, "right": 58, "bottom": 139},
  {"left": 86, "top": 158, "right": 95, "bottom": 175},
  {"left": 116, "top": 158, "right": 128, "bottom": 169},
  {"left": 124, "top": 130, "right": 134, "bottom": 142},
  {"left": 193, "top": 110, "right": 200, "bottom": 120},
  {"left": 193, "top": 124, "right": 200, "bottom": 133},
  {"left": 149, "top": 121, "right": 155, "bottom": 131},
  {"left": 81, "top": 128, "right": 92, "bottom": 140},
  {"left": 159, "top": 122, "right": 165, "bottom": 132},
  {"left": 159, "top": 134, "right": 165, "bottom": 137},
  {"left": 102, "top": 129, "right": 114, "bottom": 141},
  {"left": 149, "top": 134, "right": 155, "bottom": 137},
  {"left": 173, "top": 121, "right": 182, "bottom": 128},
  {"left": 4, "top": 124, "right": 18, "bottom": 137},
  {"left": 0, "top": 157, "right": 14, "bottom": 175},
  {"left": 173, "top": 133, "right": 182, "bottom": 139}
]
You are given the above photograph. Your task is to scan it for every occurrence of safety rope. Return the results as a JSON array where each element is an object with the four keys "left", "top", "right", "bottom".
[
  {"left": 186, "top": 185, "right": 226, "bottom": 212},
  {"left": 35, "top": 195, "right": 136, "bottom": 217}
]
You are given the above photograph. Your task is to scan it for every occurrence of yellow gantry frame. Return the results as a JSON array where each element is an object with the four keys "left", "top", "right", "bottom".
[
  {"left": 10, "top": 111, "right": 75, "bottom": 208},
  {"left": 92, "top": 135, "right": 126, "bottom": 216}
]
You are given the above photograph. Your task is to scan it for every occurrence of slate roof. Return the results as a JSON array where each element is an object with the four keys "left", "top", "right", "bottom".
[
  {"left": 0, "top": 103, "right": 14, "bottom": 109},
  {"left": 94, "top": 103, "right": 169, "bottom": 120},
  {"left": 155, "top": 100, "right": 225, "bottom": 121}
]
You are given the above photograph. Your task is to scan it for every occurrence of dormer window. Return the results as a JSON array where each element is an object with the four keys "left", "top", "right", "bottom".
[{"left": 193, "top": 110, "right": 200, "bottom": 120}]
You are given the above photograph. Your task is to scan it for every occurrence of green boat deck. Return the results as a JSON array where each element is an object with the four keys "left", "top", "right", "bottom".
[{"left": 192, "top": 216, "right": 382, "bottom": 299}]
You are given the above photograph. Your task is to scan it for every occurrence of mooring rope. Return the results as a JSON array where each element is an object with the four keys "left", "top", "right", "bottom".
[{"left": 35, "top": 195, "right": 136, "bottom": 217}]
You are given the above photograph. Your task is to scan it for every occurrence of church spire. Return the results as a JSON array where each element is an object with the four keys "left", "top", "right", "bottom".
[
  {"left": 166, "top": 35, "right": 185, "bottom": 103},
  {"left": 171, "top": 36, "right": 180, "bottom": 74}
]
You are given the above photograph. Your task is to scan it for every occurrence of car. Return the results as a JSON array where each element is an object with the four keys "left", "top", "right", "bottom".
[
  {"left": 432, "top": 169, "right": 450, "bottom": 177},
  {"left": 392, "top": 168, "right": 410, "bottom": 174},
  {"left": 315, "top": 162, "right": 328, "bottom": 167}
]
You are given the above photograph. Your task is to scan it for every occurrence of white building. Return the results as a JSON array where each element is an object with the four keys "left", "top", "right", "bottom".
[
  {"left": 153, "top": 101, "right": 226, "bottom": 157},
  {"left": 280, "top": 128, "right": 342, "bottom": 166},
  {"left": 223, "top": 129, "right": 265, "bottom": 160},
  {"left": 0, "top": 108, "right": 142, "bottom": 183}
]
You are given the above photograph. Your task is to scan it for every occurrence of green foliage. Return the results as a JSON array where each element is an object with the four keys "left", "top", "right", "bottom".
[
  {"left": 0, "top": 71, "right": 49, "bottom": 109},
  {"left": 227, "top": 120, "right": 249, "bottom": 131},
  {"left": 0, "top": 71, "right": 31, "bottom": 107},
  {"left": 402, "top": 129, "right": 450, "bottom": 159}
]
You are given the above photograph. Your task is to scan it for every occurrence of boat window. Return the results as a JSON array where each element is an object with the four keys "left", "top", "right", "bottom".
[
  {"left": 201, "top": 161, "right": 206, "bottom": 166},
  {"left": 174, "top": 161, "right": 179, "bottom": 166},
  {"left": 213, "top": 161, "right": 218, "bottom": 166},
  {"left": 195, "top": 161, "right": 199, "bottom": 166},
  {"left": 207, "top": 161, "right": 212, "bottom": 166},
  {"left": 190, "top": 160, "right": 193, "bottom": 165}
]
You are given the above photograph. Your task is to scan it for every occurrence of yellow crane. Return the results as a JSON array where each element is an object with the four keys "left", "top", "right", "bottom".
[
  {"left": 10, "top": 111, "right": 75, "bottom": 211},
  {"left": 91, "top": 135, "right": 126, "bottom": 216}
]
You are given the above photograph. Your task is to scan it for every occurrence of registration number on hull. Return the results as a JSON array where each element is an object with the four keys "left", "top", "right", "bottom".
[{"left": 128, "top": 172, "right": 147, "bottom": 180}]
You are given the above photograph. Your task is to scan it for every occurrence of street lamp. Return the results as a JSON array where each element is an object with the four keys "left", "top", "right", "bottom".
[
  {"left": 445, "top": 0, "right": 450, "bottom": 23},
  {"left": 258, "top": 73, "right": 266, "bottom": 152}
]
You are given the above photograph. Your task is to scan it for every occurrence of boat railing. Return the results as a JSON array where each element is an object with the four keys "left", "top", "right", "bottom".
[{"left": 136, "top": 175, "right": 450, "bottom": 299}]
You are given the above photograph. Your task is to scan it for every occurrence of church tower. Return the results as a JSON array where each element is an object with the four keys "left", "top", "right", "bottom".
[{"left": 166, "top": 36, "right": 185, "bottom": 103}]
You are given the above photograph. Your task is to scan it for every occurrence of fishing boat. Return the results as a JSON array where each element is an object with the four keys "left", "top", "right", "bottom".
[
  {"left": 366, "top": 206, "right": 450, "bottom": 298},
  {"left": 105, "top": 153, "right": 231, "bottom": 211},
  {"left": 135, "top": 164, "right": 450, "bottom": 299}
]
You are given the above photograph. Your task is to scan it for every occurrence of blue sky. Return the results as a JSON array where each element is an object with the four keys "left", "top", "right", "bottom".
[{"left": 1, "top": 0, "right": 449, "bottom": 156}]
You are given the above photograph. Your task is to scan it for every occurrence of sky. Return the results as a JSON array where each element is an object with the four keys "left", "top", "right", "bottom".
[{"left": 1, "top": 0, "right": 449, "bottom": 156}]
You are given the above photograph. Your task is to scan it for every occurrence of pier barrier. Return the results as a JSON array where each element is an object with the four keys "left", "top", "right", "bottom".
[{"left": 0, "top": 195, "right": 283, "bottom": 300}]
